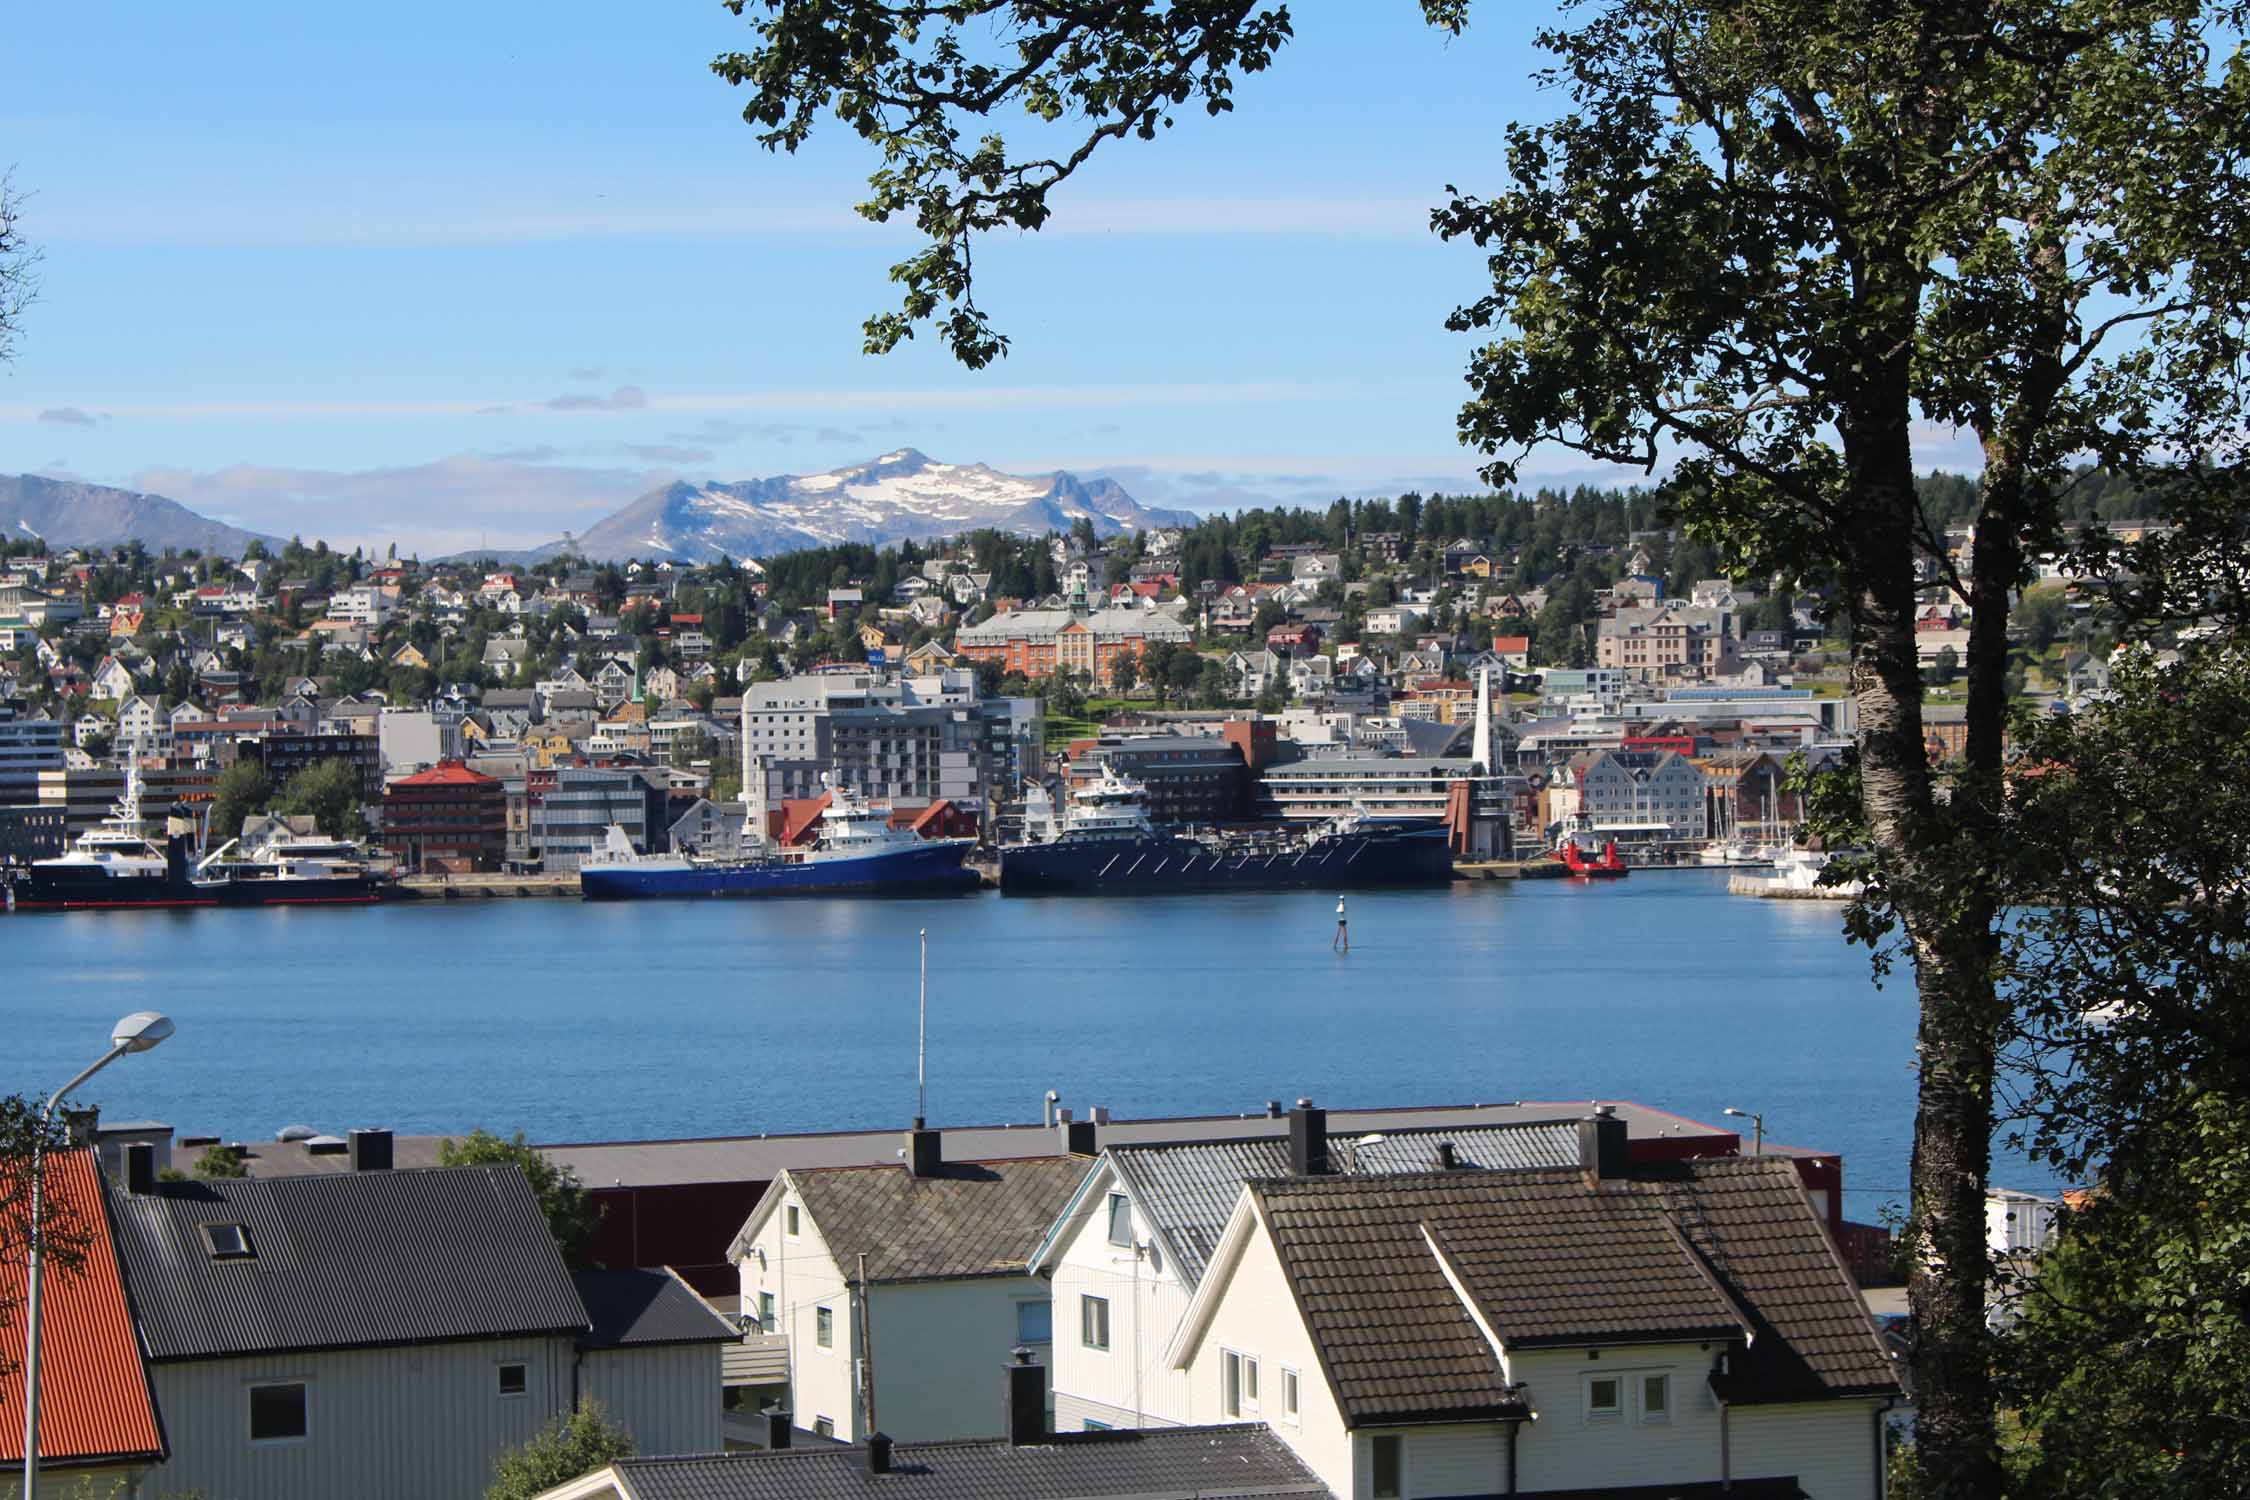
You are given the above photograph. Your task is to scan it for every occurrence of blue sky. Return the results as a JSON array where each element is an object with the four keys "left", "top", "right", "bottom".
[{"left": 2, "top": 3, "right": 1963, "bottom": 554}]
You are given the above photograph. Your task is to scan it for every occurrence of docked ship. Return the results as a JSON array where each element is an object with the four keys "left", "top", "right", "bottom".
[
  {"left": 6, "top": 768, "right": 383, "bottom": 912},
  {"left": 197, "top": 827, "right": 385, "bottom": 906},
  {"left": 997, "top": 767, "right": 1454, "bottom": 895},
  {"left": 578, "top": 778, "right": 979, "bottom": 901}
]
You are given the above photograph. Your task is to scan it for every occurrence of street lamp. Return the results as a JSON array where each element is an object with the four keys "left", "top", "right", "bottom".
[
  {"left": 1722, "top": 1106, "right": 1764, "bottom": 1156},
  {"left": 20, "top": 1010, "right": 174, "bottom": 1500}
]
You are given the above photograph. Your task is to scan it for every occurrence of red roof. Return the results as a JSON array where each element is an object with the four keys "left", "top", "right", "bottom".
[
  {"left": 0, "top": 1150, "right": 166, "bottom": 1467},
  {"left": 1491, "top": 635, "right": 1530, "bottom": 654},
  {"left": 390, "top": 761, "right": 499, "bottom": 787}
]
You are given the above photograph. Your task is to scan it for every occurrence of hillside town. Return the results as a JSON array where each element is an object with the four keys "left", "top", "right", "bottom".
[{"left": 0, "top": 483, "right": 2150, "bottom": 883}]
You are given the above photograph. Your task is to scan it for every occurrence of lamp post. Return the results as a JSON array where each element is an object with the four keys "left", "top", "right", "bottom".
[
  {"left": 1722, "top": 1106, "right": 1764, "bottom": 1156},
  {"left": 20, "top": 1010, "right": 174, "bottom": 1500}
]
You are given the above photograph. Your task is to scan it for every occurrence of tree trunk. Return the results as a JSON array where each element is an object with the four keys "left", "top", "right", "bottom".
[{"left": 1842, "top": 378, "right": 2005, "bottom": 1499}]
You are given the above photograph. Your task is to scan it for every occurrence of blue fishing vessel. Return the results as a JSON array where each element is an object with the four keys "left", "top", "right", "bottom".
[{"left": 579, "top": 780, "right": 978, "bottom": 901}]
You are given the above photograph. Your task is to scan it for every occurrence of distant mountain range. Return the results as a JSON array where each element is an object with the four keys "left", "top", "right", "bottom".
[
  {"left": 533, "top": 450, "right": 1196, "bottom": 563},
  {"left": 1, "top": 474, "right": 283, "bottom": 556}
]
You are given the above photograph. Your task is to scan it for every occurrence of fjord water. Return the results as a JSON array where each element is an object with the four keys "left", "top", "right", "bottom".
[{"left": 6, "top": 871, "right": 1938, "bottom": 1221}]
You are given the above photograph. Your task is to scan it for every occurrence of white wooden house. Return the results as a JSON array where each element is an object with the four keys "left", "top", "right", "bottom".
[
  {"left": 1155, "top": 1119, "right": 1901, "bottom": 1500},
  {"left": 728, "top": 1129, "right": 1086, "bottom": 1443}
]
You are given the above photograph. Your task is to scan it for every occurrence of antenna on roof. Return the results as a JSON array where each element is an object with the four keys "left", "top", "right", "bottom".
[{"left": 915, "top": 928, "right": 928, "bottom": 1129}]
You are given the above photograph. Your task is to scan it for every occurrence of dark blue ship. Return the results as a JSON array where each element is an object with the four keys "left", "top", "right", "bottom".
[
  {"left": 998, "top": 768, "right": 1454, "bottom": 895},
  {"left": 579, "top": 784, "right": 978, "bottom": 901}
]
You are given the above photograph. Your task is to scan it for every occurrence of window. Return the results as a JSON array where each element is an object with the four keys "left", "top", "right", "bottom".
[
  {"left": 1641, "top": 1373, "right": 1671, "bottom": 1423},
  {"left": 758, "top": 1291, "right": 775, "bottom": 1333},
  {"left": 815, "top": 1306, "right": 834, "bottom": 1348},
  {"left": 786, "top": 1205, "right": 800, "bottom": 1236},
  {"left": 1016, "top": 1300, "right": 1053, "bottom": 1345},
  {"left": 1083, "top": 1418, "right": 1112, "bottom": 1432},
  {"left": 1222, "top": 1349, "right": 1261, "bottom": 1416},
  {"left": 813, "top": 1416, "right": 835, "bottom": 1438},
  {"left": 1080, "top": 1294, "right": 1110, "bottom": 1351},
  {"left": 249, "top": 1382, "right": 307, "bottom": 1442},
  {"left": 1106, "top": 1192, "right": 1134, "bottom": 1247},
  {"left": 1587, "top": 1374, "right": 1623, "bottom": 1422},
  {"left": 1371, "top": 1434, "right": 1404, "bottom": 1499},
  {"left": 202, "top": 1222, "right": 255, "bottom": 1260},
  {"left": 497, "top": 1363, "right": 527, "bottom": 1397},
  {"left": 1282, "top": 1368, "right": 1300, "bottom": 1422}
]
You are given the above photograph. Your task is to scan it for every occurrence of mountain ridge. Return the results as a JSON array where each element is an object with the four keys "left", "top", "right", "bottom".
[
  {"left": 0, "top": 474, "right": 284, "bottom": 556},
  {"left": 532, "top": 449, "right": 1195, "bottom": 562}
]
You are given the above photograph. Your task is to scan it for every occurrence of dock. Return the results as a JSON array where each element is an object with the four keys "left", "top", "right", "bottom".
[
  {"left": 388, "top": 873, "right": 581, "bottom": 900},
  {"left": 1452, "top": 860, "right": 1570, "bottom": 881}
]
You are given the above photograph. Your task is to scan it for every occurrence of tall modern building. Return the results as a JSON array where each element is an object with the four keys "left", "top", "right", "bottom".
[
  {"left": 739, "top": 668, "right": 1041, "bottom": 820},
  {"left": 0, "top": 705, "right": 66, "bottom": 805},
  {"left": 532, "top": 765, "right": 670, "bottom": 873}
]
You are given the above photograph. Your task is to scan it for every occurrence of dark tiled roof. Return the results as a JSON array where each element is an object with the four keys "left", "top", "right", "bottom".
[
  {"left": 1106, "top": 1122, "right": 1584, "bottom": 1286},
  {"left": 596, "top": 1425, "right": 1328, "bottom": 1500},
  {"left": 784, "top": 1157, "right": 1087, "bottom": 1284},
  {"left": 1253, "top": 1157, "right": 1898, "bottom": 1426},
  {"left": 108, "top": 1165, "right": 589, "bottom": 1361},
  {"left": 575, "top": 1269, "right": 738, "bottom": 1349}
]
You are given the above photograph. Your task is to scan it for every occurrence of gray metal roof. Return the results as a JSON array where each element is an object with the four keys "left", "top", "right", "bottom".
[
  {"left": 107, "top": 1165, "right": 589, "bottom": 1361},
  {"left": 225, "top": 1100, "right": 1741, "bottom": 1190},
  {"left": 1106, "top": 1122, "right": 1585, "bottom": 1286},
  {"left": 574, "top": 1269, "right": 739, "bottom": 1349},
  {"left": 598, "top": 1424, "right": 1327, "bottom": 1500}
]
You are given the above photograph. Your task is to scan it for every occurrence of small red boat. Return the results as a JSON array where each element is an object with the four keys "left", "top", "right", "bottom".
[{"left": 1559, "top": 839, "right": 1629, "bottom": 878}]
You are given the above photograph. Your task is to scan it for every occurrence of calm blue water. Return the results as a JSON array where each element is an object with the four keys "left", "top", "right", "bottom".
[{"left": 4, "top": 871, "right": 1951, "bottom": 1221}]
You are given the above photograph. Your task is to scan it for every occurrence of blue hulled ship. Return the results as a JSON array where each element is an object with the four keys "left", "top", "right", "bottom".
[
  {"left": 998, "top": 767, "right": 1454, "bottom": 895},
  {"left": 579, "top": 781, "right": 979, "bottom": 901}
]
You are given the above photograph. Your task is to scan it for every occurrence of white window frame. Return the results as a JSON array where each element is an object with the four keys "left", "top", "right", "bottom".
[
  {"left": 1106, "top": 1192, "right": 1134, "bottom": 1247},
  {"left": 1370, "top": 1432, "right": 1406, "bottom": 1500},
  {"left": 496, "top": 1361, "right": 528, "bottom": 1398},
  {"left": 247, "top": 1379, "right": 310, "bottom": 1445},
  {"left": 1640, "top": 1372, "right": 1672, "bottom": 1424},
  {"left": 1584, "top": 1371, "right": 1625, "bottom": 1424},
  {"left": 1015, "top": 1298, "right": 1053, "bottom": 1346},
  {"left": 785, "top": 1204, "right": 800, "bottom": 1237},
  {"left": 1280, "top": 1366, "right": 1301, "bottom": 1423},
  {"left": 1081, "top": 1294, "right": 1111, "bottom": 1351},
  {"left": 815, "top": 1305, "right": 834, "bottom": 1348},
  {"left": 813, "top": 1415, "right": 835, "bottom": 1438},
  {"left": 758, "top": 1291, "right": 775, "bottom": 1333}
]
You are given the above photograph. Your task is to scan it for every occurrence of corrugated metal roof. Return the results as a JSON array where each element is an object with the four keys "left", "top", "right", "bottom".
[
  {"left": 0, "top": 1150, "right": 166, "bottom": 1467},
  {"left": 603, "top": 1424, "right": 1328, "bottom": 1500},
  {"left": 788, "top": 1157, "right": 1088, "bottom": 1284},
  {"left": 575, "top": 1269, "right": 738, "bottom": 1349},
  {"left": 1252, "top": 1157, "right": 1900, "bottom": 1426},
  {"left": 107, "top": 1164, "right": 590, "bottom": 1362},
  {"left": 1106, "top": 1122, "right": 1584, "bottom": 1286}
]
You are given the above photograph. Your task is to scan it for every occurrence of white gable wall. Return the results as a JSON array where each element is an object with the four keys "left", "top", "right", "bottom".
[
  {"left": 869, "top": 1274, "right": 1051, "bottom": 1441},
  {"left": 1508, "top": 1343, "right": 1724, "bottom": 1493},
  {"left": 735, "top": 1176, "right": 856, "bottom": 1439},
  {"left": 1047, "top": 1180, "right": 1193, "bottom": 1431}
]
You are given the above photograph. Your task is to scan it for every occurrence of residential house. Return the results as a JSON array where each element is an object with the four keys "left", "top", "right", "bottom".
[
  {"left": 1291, "top": 552, "right": 1344, "bottom": 584},
  {"left": 0, "top": 1149, "right": 168, "bottom": 1492},
  {"left": 729, "top": 1130, "right": 1088, "bottom": 1442},
  {"left": 103, "top": 1150, "right": 733, "bottom": 1500},
  {"left": 1552, "top": 749, "right": 1710, "bottom": 844},
  {"left": 1160, "top": 1125, "right": 1900, "bottom": 1500},
  {"left": 1597, "top": 604, "right": 1743, "bottom": 683},
  {"left": 1366, "top": 604, "right": 1428, "bottom": 638},
  {"left": 89, "top": 655, "right": 138, "bottom": 702},
  {"left": 1488, "top": 635, "right": 1532, "bottom": 670},
  {"left": 1027, "top": 1109, "right": 1584, "bottom": 1434}
]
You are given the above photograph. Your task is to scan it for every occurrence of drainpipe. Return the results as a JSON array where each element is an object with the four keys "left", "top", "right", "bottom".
[
  {"left": 1874, "top": 1395, "right": 1906, "bottom": 1498},
  {"left": 1712, "top": 1350, "right": 1731, "bottom": 1491},
  {"left": 1504, "top": 1417, "right": 1520, "bottom": 1494}
]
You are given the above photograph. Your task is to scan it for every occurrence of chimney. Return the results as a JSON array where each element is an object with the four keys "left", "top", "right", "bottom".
[
  {"left": 1058, "top": 1118, "right": 1096, "bottom": 1156},
  {"left": 63, "top": 1106, "right": 100, "bottom": 1146},
  {"left": 1433, "top": 1141, "right": 1459, "bottom": 1170},
  {"left": 868, "top": 1432, "right": 894, "bottom": 1474},
  {"left": 124, "top": 1141, "right": 156, "bottom": 1195},
  {"left": 765, "top": 1409, "right": 793, "bottom": 1450},
  {"left": 349, "top": 1128, "right": 393, "bottom": 1172},
  {"left": 1005, "top": 1347, "right": 1047, "bottom": 1446},
  {"left": 1287, "top": 1099, "right": 1329, "bottom": 1176},
  {"left": 905, "top": 1125, "right": 942, "bottom": 1179},
  {"left": 1578, "top": 1106, "right": 1628, "bottom": 1185},
  {"left": 1264, "top": 1099, "right": 1283, "bottom": 1119},
  {"left": 1042, "top": 1089, "right": 1060, "bottom": 1128}
]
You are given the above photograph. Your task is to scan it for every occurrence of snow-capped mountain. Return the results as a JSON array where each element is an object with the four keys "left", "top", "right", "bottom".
[{"left": 544, "top": 450, "right": 1195, "bottom": 562}]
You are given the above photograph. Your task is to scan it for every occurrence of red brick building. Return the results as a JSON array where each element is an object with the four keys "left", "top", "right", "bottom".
[{"left": 382, "top": 761, "right": 506, "bottom": 872}]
